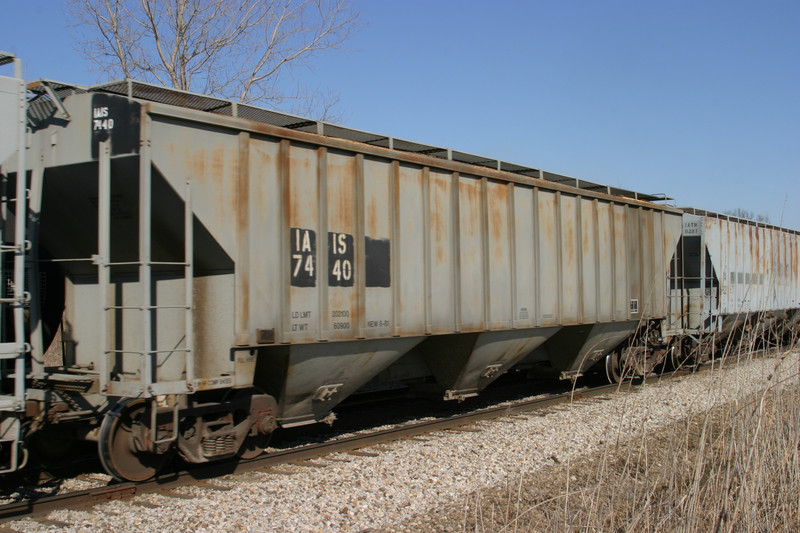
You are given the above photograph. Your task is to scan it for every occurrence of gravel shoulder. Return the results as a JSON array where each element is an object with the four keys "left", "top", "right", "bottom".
[
  {"left": 7, "top": 350, "right": 798, "bottom": 532},
  {"left": 411, "top": 354, "right": 800, "bottom": 532}
]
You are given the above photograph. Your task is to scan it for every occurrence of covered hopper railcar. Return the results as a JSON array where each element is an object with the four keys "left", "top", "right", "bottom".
[
  {"left": 663, "top": 211, "right": 800, "bottom": 364},
  {"left": 0, "top": 54, "right": 798, "bottom": 480}
]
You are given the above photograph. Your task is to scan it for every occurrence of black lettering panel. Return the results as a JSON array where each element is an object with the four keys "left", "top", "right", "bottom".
[
  {"left": 328, "top": 232, "right": 354, "bottom": 287},
  {"left": 290, "top": 228, "right": 316, "bottom": 287},
  {"left": 365, "top": 237, "right": 390, "bottom": 287},
  {"left": 91, "top": 94, "right": 141, "bottom": 159}
]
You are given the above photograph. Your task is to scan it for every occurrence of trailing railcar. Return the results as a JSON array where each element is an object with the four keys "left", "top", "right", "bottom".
[
  {"left": 665, "top": 210, "right": 800, "bottom": 362},
  {"left": 1, "top": 54, "right": 797, "bottom": 480},
  {"left": 594, "top": 209, "right": 800, "bottom": 382}
]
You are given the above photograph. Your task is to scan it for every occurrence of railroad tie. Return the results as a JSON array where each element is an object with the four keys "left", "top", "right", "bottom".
[
  {"left": 347, "top": 450, "right": 380, "bottom": 457},
  {"left": 290, "top": 460, "right": 328, "bottom": 468},
  {"left": 132, "top": 501, "right": 163, "bottom": 509},
  {"left": 194, "top": 481, "right": 233, "bottom": 491},
  {"left": 33, "top": 519, "right": 72, "bottom": 528}
]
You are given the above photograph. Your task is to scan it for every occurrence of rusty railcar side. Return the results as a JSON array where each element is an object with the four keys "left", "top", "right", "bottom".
[
  {"left": 669, "top": 210, "right": 800, "bottom": 352},
  {"left": 139, "top": 95, "right": 685, "bottom": 408},
  {"left": 1, "top": 77, "right": 732, "bottom": 479},
  {"left": 22, "top": 87, "right": 687, "bottom": 410}
]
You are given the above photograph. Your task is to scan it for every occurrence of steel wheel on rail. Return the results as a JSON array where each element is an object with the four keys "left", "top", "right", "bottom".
[
  {"left": 239, "top": 432, "right": 271, "bottom": 460},
  {"left": 98, "top": 398, "right": 173, "bottom": 482},
  {"left": 604, "top": 350, "right": 622, "bottom": 384},
  {"left": 604, "top": 349, "right": 636, "bottom": 384},
  {"left": 668, "top": 342, "right": 690, "bottom": 371}
]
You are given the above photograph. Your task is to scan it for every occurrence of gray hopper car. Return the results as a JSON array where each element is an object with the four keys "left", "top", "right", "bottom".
[{"left": 1, "top": 54, "right": 798, "bottom": 480}]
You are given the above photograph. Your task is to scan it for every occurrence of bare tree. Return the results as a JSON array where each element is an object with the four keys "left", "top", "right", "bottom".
[
  {"left": 67, "top": 0, "right": 359, "bottom": 118},
  {"left": 724, "top": 208, "right": 770, "bottom": 224}
]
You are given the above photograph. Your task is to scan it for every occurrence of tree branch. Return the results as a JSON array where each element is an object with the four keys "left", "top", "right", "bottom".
[{"left": 68, "top": 0, "right": 360, "bottom": 117}]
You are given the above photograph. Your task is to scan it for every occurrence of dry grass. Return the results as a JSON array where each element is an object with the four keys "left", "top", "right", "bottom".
[{"left": 422, "top": 339, "right": 800, "bottom": 533}]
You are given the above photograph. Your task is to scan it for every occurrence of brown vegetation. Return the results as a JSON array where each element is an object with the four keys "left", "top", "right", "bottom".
[{"left": 411, "top": 348, "right": 799, "bottom": 532}]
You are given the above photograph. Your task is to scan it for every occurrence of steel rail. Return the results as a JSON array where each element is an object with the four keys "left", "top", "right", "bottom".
[
  {"left": 1, "top": 354, "right": 750, "bottom": 525},
  {"left": 0, "top": 381, "right": 628, "bottom": 523}
]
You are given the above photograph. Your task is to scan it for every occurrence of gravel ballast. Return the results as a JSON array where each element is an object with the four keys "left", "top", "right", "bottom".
[{"left": 7, "top": 351, "right": 798, "bottom": 532}]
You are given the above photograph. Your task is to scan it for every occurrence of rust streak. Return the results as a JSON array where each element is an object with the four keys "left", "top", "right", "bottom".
[
  {"left": 562, "top": 200, "right": 576, "bottom": 271},
  {"left": 489, "top": 183, "right": 508, "bottom": 248},
  {"left": 289, "top": 149, "right": 314, "bottom": 227},
  {"left": 326, "top": 155, "right": 356, "bottom": 231},
  {"left": 366, "top": 196, "right": 379, "bottom": 236},
  {"left": 430, "top": 175, "right": 450, "bottom": 266}
]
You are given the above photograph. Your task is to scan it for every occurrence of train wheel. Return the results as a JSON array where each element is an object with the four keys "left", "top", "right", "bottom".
[
  {"left": 668, "top": 344, "right": 688, "bottom": 370},
  {"left": 98, "top": 399, "right": 173, "bottom": 482},
  {"left": 605, "top": 351, "right": 622, "bottom": 383}
]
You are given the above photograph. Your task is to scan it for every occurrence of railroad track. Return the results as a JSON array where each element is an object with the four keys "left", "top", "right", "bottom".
[
  {"left": 1, "top": 377, "right": 633, "bottom": 524},
  {"left": 8, "top": 347, "right": 767, "bottom": 527}
]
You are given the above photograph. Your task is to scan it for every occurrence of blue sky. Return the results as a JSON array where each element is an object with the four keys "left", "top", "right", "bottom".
[{"left": 2, "top": 0, "right": 799, "bottom": 229}]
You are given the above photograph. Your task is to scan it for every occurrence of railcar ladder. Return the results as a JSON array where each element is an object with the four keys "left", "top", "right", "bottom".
[
  {"left": 95, "top": 140, "right": 194, "bottom": 423},
  {"left": 0, "top": 52, "right": 29, "bottom": 473}
]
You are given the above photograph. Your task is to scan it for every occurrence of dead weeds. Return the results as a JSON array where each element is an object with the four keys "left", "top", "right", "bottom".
[{"left": 411, "top": 376, "right": 800, "bottom": 532}]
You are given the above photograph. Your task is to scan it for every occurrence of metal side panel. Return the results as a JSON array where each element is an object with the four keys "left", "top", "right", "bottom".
[
  {"left": 780, "top": 232, "right": 789, "bottom": 310},
  {"left": 428, "top": 169, "right": 457, "bottom": 333},
  {"left": 772, "top": 230, "right": 785, "bottom": 309},
  {"left": 763, "top": 225, "right": 772, "bottom": 310},
  {"left": 580, "top": 198, "right": 598, "bottom": 323},
  {"left": 740, "top": 223, "right": 753, "bottom": 313},
  {"left": 457, "top": 175, "right": 485, "bottom": 331},
  {"left": 625, "top": 206, "right": 642, "bottom": 322},
  {"left": 485, "top": 180, "right": 513, "bottom": 329},
  {"left": 792, "top": 233, "right": 799, "bottom": 309},
  {"left": 512, "top": 186, "right": 536, "bottom": 329},
  {"left": 596, "top": 201, "right": 614, "bottom": 322},
  {"left": 717, "top": 219, "right": 734, "bottom": 313},
  {"left": 537, "top": 190, "right": 559, "bottom": 326},
  {"left": 395, "top": 164, "right": 425, "bottom": 335},
  {"left": 638, "top": 208, "right": 655, "bottom": 317},
  {"left": 361, "top": 157, "right": 395, "bottom": 339},
  {"left": 246, "top": 135, "right": 283, "bottom": 345},
  {"left": 612, "top": 204, "right": 629, "bottom": 321},
  {"left": 324, "top": 149, "right": 363, "bottom": 341},
  {"left": 559, "top": 194, "right": 580, "bottom": 323},
  {"left": 285, "top": 143, "right": 323, "bottom": 344}
]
